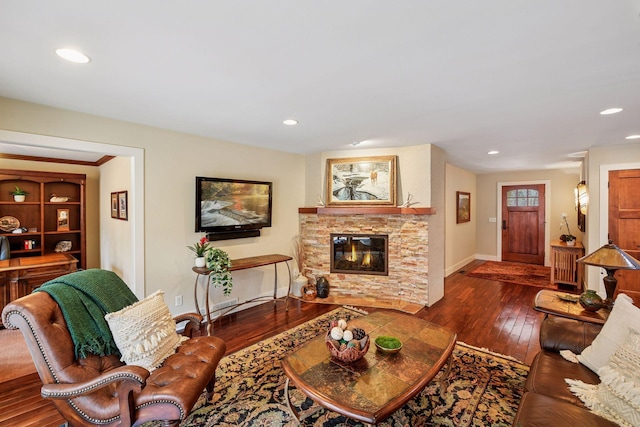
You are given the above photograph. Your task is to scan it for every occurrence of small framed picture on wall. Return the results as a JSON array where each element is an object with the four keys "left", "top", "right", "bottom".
[
  {"left": 456, "top": 191, "right": 471, "bottom": 224},
  {"left": 118, "top": 191, "right": 128, "bottom": 221},
  {"left": 111, "top": 192, "right": 119, "bottom": 218}
]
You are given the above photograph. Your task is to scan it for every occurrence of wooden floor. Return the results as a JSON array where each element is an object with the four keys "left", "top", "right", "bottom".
[{"left": 0, "top": 260, "right": 547, "bottom": 426}]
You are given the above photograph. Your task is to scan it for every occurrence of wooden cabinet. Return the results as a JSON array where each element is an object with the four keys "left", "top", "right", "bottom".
[
  {"left": 0, "top": 169, "right": 86, "bottom": 269},
  {"left": 0, "top": 253, "right": 78, "bottom": 326},
  {"left": 550, "top": 240, "right": 584, "bottom": 290}
]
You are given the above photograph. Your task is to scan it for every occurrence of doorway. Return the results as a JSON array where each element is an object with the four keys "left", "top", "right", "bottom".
[
  {"left": 497, "top": 181, "right": 550, "bottom": 266},
  {"left": 608, "top": 169, "right": 640, "bottom": 300},
  {"left": 0, "top": 129, "right": 145, "bottom": 298}
]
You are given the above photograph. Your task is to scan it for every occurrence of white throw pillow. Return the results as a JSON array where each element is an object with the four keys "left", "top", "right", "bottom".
[
  {"left": 577, "top": 293, "right": 640, "bottom": 373},
  {"left": 567, "top": 327, "right": 640, "bottom": 427},
  {"left": 105, "top": 290, "right": 186, "bottom": 371}
]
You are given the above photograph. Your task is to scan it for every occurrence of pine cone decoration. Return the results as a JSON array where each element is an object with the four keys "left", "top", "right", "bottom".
[{"left": 352, "top": 328, "right": 366, "bottom": 340}]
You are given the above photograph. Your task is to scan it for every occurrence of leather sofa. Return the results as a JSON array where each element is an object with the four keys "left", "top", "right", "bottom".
[{"left": 513, "top": 315, "right": 617, "bottom": 427}]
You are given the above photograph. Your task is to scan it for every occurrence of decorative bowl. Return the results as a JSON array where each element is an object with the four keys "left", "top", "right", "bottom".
[
  {"left": 325, "top": 325, "right": 370, "bottom": 363},
  {"left": 374, "top": 336, "right": 403, "bottom": 354},
  {"left": 302, "top": 284, "right": 317, "bottom": 300}
]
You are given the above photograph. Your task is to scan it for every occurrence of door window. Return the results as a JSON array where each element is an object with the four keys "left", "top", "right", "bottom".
[{"left": 506, "top": 189, "right": 539, "bottom": 207}]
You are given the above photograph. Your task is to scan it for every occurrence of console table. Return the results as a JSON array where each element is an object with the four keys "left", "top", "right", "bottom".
[{"left": 193, "top": 254, "right": 292, "bottom": 333}]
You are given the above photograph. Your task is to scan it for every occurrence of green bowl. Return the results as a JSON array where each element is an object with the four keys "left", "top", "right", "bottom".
[{"left": 374, "top": 335, "right": 402, "bottom": 354}]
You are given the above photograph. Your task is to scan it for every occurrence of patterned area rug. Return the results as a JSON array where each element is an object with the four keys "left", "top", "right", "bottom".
[
  {"left": 151, "top": 307, "right": 529, "bottom": 427},
  {"left": 467, "top": 261, "right": 553, "bottom": 289}
]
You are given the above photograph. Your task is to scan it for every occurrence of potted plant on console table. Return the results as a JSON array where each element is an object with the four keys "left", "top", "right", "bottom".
[
  {"left": 205, "top": 247, "right": 233, "bottom": 296},
  {"left": 560, "top": 213, "right": 576, "bottom": 246},
  {"left": 188, "top": 237, "right": 211, "bottom": 267}
]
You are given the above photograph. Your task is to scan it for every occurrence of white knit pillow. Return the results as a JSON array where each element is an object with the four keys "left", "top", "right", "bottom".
[
  {"left": 577, "top": 293, "right": 640, "bottom": 372},
  {"left": 567, "top": 327, "right": 640, "bottom": 427},
  {"left": 105, "top": 290, "right": 186, "bottom": 371}
]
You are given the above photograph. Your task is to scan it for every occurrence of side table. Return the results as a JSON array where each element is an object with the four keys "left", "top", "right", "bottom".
[
  {"left": 193, "top": 254, "right": 292, "bottom": 334},
  {"left": 533, "top": 289, "right": 609, "bottom": 325},
  {"left": 550, "top": 240, "right": 584, "bottom": 290}
]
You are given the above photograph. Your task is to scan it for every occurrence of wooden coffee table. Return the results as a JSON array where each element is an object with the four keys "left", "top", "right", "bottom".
[{"left": 281, "top": 310, "right": 457, "bottom": 425}]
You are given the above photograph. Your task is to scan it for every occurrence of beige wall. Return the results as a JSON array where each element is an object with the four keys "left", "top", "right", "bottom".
[
  {"left": 0, "top": 96, "right": 305, "bottom": 315},
  {"left": 445, "top": 163, "right": 477, "bottom": 276},
  {"left": 476, "top": 168, "right": 581, "bottom": 264}
]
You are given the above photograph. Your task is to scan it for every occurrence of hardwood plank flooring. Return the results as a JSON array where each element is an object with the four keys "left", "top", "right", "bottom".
[{"left": 0, "top": 260, "right": 545, "bottom": 426}]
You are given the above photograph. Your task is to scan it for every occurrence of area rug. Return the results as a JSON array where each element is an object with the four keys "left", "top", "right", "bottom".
[
  {"left": 151, "top": 307, "right": 529, "bottom": 427},
  {"left": 467, "top": 261, "right": 553, "bottom": 289}
]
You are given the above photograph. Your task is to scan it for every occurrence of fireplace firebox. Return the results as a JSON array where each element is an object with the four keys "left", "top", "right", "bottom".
[{"left": 330, "top": 233, "right": 388, "bottom": 275}]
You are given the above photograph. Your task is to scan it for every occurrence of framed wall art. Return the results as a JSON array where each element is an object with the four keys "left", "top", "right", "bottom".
[
  {"left": 111, "top": 192, "right": 119, "bottom": 219},
  {"left": 456, "top": 191, "right": 471, "bottom": 224},
  {"left": 118, "top": 191, "right": 128, "bottom": 221},
  {"left": 57, "top": 209, "right": 70, "bottom": 231},
  {"left": 326, "top": 155, "right": 397, "bottom": 206}
]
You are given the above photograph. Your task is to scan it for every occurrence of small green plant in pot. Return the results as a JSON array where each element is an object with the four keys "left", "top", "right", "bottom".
[
  {"left": 205, "top": 248, "right": 233, "bottom": 296},
  {"left": 10, "top": 186, "right": 29, "bottom": 202}
]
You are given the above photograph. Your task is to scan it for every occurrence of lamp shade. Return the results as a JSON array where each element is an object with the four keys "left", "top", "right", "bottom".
[{"left": 577, "top": 241, "right": 640, "bottom": 270}]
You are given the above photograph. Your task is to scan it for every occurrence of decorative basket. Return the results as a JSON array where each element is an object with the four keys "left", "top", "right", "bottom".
[
  {"left": 325, "top": 327, "right": 370, "bottom": 363},
  {"left": 302, "top": 284, "right": 317, "bottom": 300}
]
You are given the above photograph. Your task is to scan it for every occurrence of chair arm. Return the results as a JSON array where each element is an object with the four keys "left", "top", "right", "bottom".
[
  {"left": 174, "top": 312, "right": 204, "bottom": 338},
  {"left": 539, "top": 316, "right": 602, "bottom": 354},
  {"left": 41, "top": 365, "right": 150, "bottom": 426}
]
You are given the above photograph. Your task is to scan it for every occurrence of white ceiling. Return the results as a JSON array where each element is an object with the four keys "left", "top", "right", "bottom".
[{"left": 1, "top": 1, "right": 639, "bottom": 172}]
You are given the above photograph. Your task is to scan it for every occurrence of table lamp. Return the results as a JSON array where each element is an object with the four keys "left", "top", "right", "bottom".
[{"left": 577, "top": 241, "right": 640, "bottom": 307}]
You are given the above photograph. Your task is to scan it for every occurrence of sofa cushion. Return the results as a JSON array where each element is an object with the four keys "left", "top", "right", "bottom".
[
  {"left": 513, "top": 392, "right": 618, "bottom": 427},
  {"left": 105, "top": 290, "right": 186, "bottom": 371},
  {"left": 526, "top": 350, "right": 599, "bottom": 406},
  {"left": 577, "top": 293, "right": 640, "bottom": 373},
  {"left": 567, "top": 327, "right": 640, "bottom": 427}
]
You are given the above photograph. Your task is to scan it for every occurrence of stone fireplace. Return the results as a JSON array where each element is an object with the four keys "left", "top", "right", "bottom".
[{"left": 298, "top": 207, "right": 433, "bottom": 309}]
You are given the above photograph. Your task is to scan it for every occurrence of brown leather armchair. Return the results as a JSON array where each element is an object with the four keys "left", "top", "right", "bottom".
[{"left": 2, "top": 291, "right": 226, "bottom": 427}]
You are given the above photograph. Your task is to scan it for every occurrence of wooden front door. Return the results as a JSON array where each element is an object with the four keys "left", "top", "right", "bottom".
[
  {"left": 608, "top": 169, "right": 640, "bottom": 301},
  {"left": 501, "top": 184, "right": 546, "bottom": 265}
]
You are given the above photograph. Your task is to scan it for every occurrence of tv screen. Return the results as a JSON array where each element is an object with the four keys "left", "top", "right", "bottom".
[{"left": 195, "top": 177, "right": 272, "bottom": 235}]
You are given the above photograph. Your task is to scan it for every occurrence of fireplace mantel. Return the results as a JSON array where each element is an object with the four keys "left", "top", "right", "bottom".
[{"left": 298, "top": 206, "right": 435, "bottom": 215}]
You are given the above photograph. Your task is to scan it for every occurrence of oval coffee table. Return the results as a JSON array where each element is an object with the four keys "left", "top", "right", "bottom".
[{"left": 281, "top": 310, "right": 457, "bottom": 425}]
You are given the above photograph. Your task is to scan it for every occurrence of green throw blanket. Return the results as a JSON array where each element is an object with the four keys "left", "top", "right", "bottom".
[{"left": 35, "top": 269, "right": 138, "bottom": 359}]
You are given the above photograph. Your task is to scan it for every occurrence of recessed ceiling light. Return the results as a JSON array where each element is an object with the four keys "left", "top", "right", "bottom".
[
  {"left": 282, "top": 119, "right": 298, "bottom": 126},
  {"left": 626, "top": 134, "right": 640, "bottom": 140},
  {"left": 55, "top": 48, "right": 91, "bottom": 64},
  {"left": 487, "top": 150, "right": 499, "bottom": 155},
  {"left": 600, "top": 107, "right": 623, "bottom": 115}
]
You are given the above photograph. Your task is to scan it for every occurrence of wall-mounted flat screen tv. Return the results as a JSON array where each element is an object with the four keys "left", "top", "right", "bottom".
[{"left": 195, "top": 177, "right": 272, "bottom": 238}]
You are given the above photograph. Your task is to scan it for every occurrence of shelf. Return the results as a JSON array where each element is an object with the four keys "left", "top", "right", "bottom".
[{"left": 299, "top": 206, "right": 435, "bottom": 215}]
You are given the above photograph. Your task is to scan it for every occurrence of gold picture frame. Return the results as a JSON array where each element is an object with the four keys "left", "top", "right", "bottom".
[
  {"left": 326, "top": 155, "right": 397, "bottom": 206},
  {"left": 456, "top": 191, "right": 471, "bottom": 224}
]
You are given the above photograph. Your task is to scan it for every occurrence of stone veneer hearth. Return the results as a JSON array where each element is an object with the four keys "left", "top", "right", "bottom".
[{"left": 299, "top": 207, "right": 433, "bottom": 307}]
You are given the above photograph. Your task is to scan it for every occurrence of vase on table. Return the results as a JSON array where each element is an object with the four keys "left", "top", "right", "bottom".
[
  {"left": 292, "top": 273, "right": 307, "bottom": 297},
  {"left": 579, "top": 289, "right": 603, "bottom": 312},
  {"left": 194, "top": 256, "right": 206, "bottom": 268}
]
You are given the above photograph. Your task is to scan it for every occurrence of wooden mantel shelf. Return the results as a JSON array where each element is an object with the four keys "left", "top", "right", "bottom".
[{"left": 299, "top": 206, "right": 435, "bottom": 215}]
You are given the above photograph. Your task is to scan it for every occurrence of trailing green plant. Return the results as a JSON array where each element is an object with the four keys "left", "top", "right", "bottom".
[
  {"left": 10, "top": 186, "right": 29, "bottom": 196},
  {"left": 205, "top": 247, "right": 233, "bottom": 296}
]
